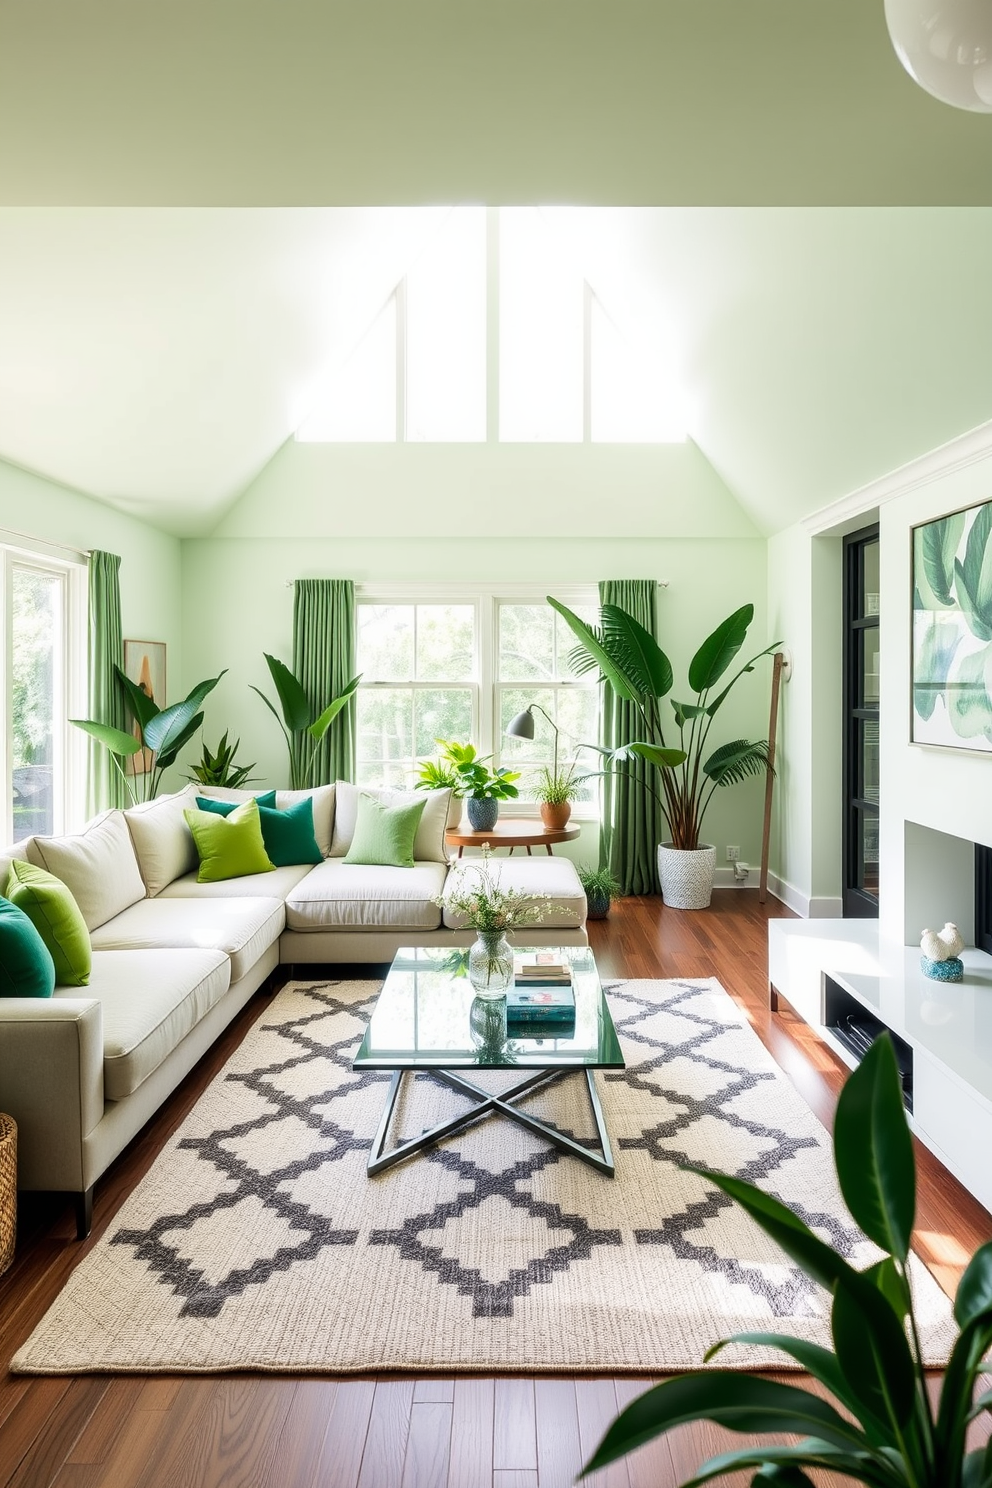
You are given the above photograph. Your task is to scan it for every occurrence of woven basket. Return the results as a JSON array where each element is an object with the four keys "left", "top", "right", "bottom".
[{"left": 0, "top": 1114, "right": 16, "bottom": 1275}]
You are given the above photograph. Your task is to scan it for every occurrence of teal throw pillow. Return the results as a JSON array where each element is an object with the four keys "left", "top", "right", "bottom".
[
  {"left": 184, "top": 798, "right": 276, "bottom": 883},
  {"left": 6, "top": 860, "right": 91, "bottom": 987},
  {"left": 0, "top": 896, "right": 56, "bottom": 998},
  {"left": 196, "top": 794, "right": 322, "bottom": 867},
  {"left": 195, "top": 791, "right": 276, "bottom": 816},
  {"left": 343, "top": 793, "right": 426, "bottom": 868}
]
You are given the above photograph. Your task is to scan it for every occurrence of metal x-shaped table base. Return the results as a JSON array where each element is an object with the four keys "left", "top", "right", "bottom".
[{"left": 367, "top": 1066, "right": 615, "bottom": 1177}]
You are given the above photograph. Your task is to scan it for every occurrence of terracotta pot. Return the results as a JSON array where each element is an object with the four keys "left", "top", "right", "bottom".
[{"left": 539, "top": 801, "right": 572, "bottom": 830}]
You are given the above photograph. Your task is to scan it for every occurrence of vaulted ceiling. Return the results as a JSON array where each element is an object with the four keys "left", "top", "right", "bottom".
[{"left": 1, "top": 3, "right": 991, "bottom": 538}]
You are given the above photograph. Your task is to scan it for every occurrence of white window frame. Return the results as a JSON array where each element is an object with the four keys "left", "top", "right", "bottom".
[
  {"left": 355, "top": 581, "right": 599, "bottom": 818},
  {"left": 0, "top": 537, "right": 87, "bottom": 843}
]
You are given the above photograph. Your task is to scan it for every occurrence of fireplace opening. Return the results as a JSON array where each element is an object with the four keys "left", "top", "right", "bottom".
[{"left": 977, "top": 844, "right": 992, "bottom": 956}]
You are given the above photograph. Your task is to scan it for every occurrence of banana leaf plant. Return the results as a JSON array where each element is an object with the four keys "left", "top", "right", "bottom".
[
  {"left": 583, "top": 1033, "right": 992, "bottom": 1488},
  {"left": 549, "top": 597, "right": 778, "bottom": 851},
  {"left": 71, "top": 668, "right": 227, "bottom": 805},
  {"left": 251, "top": 653, "right": 360, "bottom": 791}
]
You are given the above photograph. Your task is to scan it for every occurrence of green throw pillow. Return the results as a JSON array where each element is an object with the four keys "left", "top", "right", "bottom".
[
  {"left": 196, "top": 794, "right": 322, "bottom": 868},
  {"left": 343, "top": 793, "right": 426, "bottom": 868},
  {"left": 184, "top": 798, "right": 276, "bottom": 883},
  {"left": 194, "top": 791, "right": 276, "bottom": 816},
  {"left": 6, "top": 860, "right": 91, "bottom": 987},
  {"left": 0, "top": 896, "right": 56, "bottom": 998}
]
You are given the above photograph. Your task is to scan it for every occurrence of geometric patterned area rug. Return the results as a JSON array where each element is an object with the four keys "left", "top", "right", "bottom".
[{"left": 12, "top": 977, "right": 957, "bottom": 1375}]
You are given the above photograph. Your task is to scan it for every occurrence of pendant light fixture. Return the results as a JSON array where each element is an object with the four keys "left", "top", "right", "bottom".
[{"left": 884, "top": 0, "right": 992, "bottom": 112}]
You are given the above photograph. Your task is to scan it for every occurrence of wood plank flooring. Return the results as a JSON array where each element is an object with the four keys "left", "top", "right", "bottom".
[{"left": 1, "top": 890, "right": 990, "bottom": 1488}]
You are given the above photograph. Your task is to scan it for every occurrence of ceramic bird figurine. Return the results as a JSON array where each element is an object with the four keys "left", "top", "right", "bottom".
[{"left": 920, "top": 923, "right": 965, "bottom": 961}]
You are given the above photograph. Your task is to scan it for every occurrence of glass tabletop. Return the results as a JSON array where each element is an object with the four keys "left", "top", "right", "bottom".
[{"left": 352, "top": 945, "right": 625, "bottom": 1070}]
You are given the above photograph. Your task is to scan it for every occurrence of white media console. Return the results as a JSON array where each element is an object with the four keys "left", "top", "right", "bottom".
[{"left": 768, "top": 918, "right": 992, "bottom": 1215}]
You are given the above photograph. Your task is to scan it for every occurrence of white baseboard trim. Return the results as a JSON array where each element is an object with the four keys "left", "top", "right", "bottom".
[{"left": 764, "top": 871, "right": 843, "bottom": 919}]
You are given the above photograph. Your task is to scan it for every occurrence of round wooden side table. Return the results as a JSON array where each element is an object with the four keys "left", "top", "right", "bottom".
[{"left": 444, "top": 820, "right": 581, "bottom": 858}]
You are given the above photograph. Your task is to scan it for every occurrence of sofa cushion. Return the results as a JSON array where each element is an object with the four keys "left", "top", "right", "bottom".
[
  {"left": 185, "top": 799, "right": 275, "bottom": 883},
  {"left": 198, "top": 785, "right": 335, "bottom": 858},
  {"left": 90, "top": 896, "right": 285, "bottom": 983},
  {"left": 441, "top": 857, "right": 587, "bottom": 931},
  {"left": 285, "top": 860, "right": 447, "bottom": 931},
  {"left": 61, "top": 948, "right": 230, "bottom": 1100},
  {"left": 0, "top": 897, "right": 55, "bottom": 998},
  {"left": 30, "top": 811, "right": 146, "bottom": 931},
  {"left": 158, "top": 863, "right": 314, "bottom": 900},
  {"left": 6, "top": 860, "right": 91, "bottom": 986},
  {"left": 196, "top": 794, "right": 322, "bottom": 868},
  {"left": 124, "top": 785, "right": 200, "bottom": 897},
  {"left": 330, "top": 782, "right": 450, "bottom": 863},
  {"left": 0, "top": 838, "right": 34, "bottom": 889}
]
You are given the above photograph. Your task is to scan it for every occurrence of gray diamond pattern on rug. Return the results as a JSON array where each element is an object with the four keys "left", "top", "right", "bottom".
[{"left": 12, "top": 977, "right": 957, "bottom": 1376}]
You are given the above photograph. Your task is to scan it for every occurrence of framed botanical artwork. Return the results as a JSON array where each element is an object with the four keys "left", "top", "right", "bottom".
[
  {"left": 912, "top": 499, "right": 992, "bottom": 752},
  {"left": 123, "top": 639, "right": 166, "bottom": 774}
]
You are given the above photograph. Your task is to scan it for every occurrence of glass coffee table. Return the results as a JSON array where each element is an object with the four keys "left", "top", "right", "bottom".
[{"left": 353, "top": 945, "right": 625, "bottom": 1178}]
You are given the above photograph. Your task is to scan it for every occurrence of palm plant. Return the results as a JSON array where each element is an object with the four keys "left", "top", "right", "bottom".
[
  {"left": 549, "top": 598, "right": 778, "bottom": 851},
  {"left": 72, "top": 668, "right": 227, "bottom": 805},
  {"left": 583, "top": 1033, "right": 992, "bottom": 1487},
  {"left": 251, "top": 653, "right": 360, "bottom": 791}
]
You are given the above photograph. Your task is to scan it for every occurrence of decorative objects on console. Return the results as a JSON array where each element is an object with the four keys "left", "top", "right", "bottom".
[{"left": 920, "top": 921, "right": 965, "bottom": 982}]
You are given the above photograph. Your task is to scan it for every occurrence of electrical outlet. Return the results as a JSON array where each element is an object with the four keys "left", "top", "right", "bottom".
[{"left": 726, "top": 845, "right": 740, "bottom": 861}]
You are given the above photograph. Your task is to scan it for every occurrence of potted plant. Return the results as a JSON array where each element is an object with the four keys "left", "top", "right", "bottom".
[
  {"left": 72, "top": 667, "right": 227, "bottom": 804},
  {"left": 535, "top": 765, "right": 582, "bottom": 830},
  {"left": 413, "top": 755, "right": 464, "bottom": 832},
  {"left": 433, "top": 844, "right": 550, "bottom": 998},
  {"left": 582, "top": 1033, "right": 992, "bottom": 1487},
  {"left": 578, "top": 866, "right": 622, "bottom": 919},
  {"left": 252, "top": 653, "right": 361, "bottom": 791},
  {"left": 437, "top": 739, "right": 520, "bottom": 833},
  {"left": 187, "top": 731, "right": 259, "bottom": 790},
  {"left": 550, "top": 598, "right": 777, "bottom": 910}
]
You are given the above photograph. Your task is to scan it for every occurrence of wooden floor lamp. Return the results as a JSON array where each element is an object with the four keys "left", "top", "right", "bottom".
[{"left": 759, "top": 650, "right": 790, "bottom": 905}]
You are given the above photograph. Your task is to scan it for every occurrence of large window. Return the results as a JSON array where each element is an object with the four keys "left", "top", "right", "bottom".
[
  {"left": 355, "top": 587, "right": 599, "bottom": 809},
  {"left": 2, "top": 544, "right": 86, "bottom": 841}
]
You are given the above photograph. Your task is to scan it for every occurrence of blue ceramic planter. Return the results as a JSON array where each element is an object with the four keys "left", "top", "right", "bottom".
[
  {"left": 467, "top": 797, "right": 499, "bottom": 832},
  {"left": 921, "top": 955, "right": 964, "bottom": 983}
]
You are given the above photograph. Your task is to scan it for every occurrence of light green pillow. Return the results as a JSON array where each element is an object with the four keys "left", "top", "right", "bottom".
[
  {"left": 6, "top": 860, "right": 91, "bottom": 987},
  {"left": 343, "top": 793, "right": 426, "bottom": 868},
  {"left": 183, "top": 798, "right": 276, "bottom": 883}
]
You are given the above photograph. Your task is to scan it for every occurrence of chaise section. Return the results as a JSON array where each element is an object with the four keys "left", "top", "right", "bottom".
[
  {"left": 81, "top": 948, "right": 231, "bottom": 1100},
  {"left": 442, "top": 856, "right": 587, "bottom": 931},
  {"left": 285, "top": 860, "right": 447, "bottom": 931},
  {"left": 90, "top": 897, "right": 285, "bottom": 982}
]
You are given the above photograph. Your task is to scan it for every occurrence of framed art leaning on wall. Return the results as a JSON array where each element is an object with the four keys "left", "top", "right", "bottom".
[
  {"left": 123, "top": 639, "right": 166, "bottom": 775},
  {"left": 912, "top": 498, "right": 992, "bottom": 752}
]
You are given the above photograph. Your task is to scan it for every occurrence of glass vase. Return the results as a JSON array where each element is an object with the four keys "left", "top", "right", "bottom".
[{"left": 468, "top": 930, "right": 513, "bottom": 999}]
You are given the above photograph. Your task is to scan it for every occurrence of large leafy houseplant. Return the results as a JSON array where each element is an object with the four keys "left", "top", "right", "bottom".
[
  {"left": 72, "top": 668, "right": 227, "bottom": 804},
  {"left": 186, "top": 731, "right": 259, "bottom": 789},
  {"left": 252, "top": 653, "right": 360, "bottom": 791},
  {"left": 584, "top": 1034, "right": 992, "bottom": 1487},
  {"left": 436, "top": 739, "right": 520, "bottom": 802},
  {"left": 549, "top": 598, "right": 778, "bottom": 852}
]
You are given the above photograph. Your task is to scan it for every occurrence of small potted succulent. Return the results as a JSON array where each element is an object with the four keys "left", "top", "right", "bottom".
[
  {"left": 436, "top": 739, "right": 520, "bottom": 833},
  {"left": 578, "top": 866, "right": 622, "bottom": 919},
  {"left": 187, "top": 731, "right": 259, "bottom": 790}
]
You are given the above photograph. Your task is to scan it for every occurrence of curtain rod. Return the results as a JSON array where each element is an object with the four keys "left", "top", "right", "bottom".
[
  {"left": 285, "top": 578, "right": 671, "bottom": 588},
  {"left": 0, "top": 525, "right": 90, "bottom": 559}
]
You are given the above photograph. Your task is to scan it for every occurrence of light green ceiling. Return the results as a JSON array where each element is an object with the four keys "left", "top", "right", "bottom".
[{"left": 2, "top": 0, "right": 992, "bottom": 207}]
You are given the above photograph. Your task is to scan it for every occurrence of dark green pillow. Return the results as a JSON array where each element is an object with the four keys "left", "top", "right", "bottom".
[
  {"left": 343, "top": 793, "right": 426, "bottom": 868},
  {"left": 6, "top": 860, "right": 91, "bottom": 986},
  {"left": 196, "top": 794, "right": 322, "bottom": 868},
  {"left": 0, "top": 896, "right": 56, "bottom": 998}
]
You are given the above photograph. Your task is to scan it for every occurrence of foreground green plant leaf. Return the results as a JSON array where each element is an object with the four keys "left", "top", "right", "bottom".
[
  {"left": 70, "top": 720, "right": 142, "bottom": 757},
  {"left": 687, "top": 604, "right": 753, "bottom": 693},
  {"left": 833, "top": 1034, "right": 915, "bottom": 1261}
]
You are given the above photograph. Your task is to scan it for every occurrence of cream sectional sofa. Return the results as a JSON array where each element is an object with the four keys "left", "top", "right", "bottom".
[{"left": 0, "top": 782, "right": 587, "bottom": 1236}]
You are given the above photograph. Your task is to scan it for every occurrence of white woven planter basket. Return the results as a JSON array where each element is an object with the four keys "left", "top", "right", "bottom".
[{"left": 657, "top": 843, "right": 716, "bottom": 910}]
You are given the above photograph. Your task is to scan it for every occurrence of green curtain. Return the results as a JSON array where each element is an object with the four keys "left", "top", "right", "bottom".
[
  {"left": 87, "top": 551, "right": 128, "bottom": 816},
  {"left": 291, "top": 579, "right": 356, "bottom": 786},
  {"left": 599, "top": 578, "right": 664, "bottom": 895}
]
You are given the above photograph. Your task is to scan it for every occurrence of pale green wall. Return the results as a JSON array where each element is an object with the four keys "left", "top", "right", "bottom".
[
  {"left": 0, "top": 456, "right": 183, "bottom": 681},
  {"left": 181, "top": 532, "right": 770, "bottom": 874}
]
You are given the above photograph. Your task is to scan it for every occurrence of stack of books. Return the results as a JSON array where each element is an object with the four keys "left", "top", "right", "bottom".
[{"left": 507, "top": 954, "right": 575, "bottom": 1032}]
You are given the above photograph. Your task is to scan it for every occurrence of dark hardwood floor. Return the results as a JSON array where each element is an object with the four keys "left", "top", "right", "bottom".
[{"left": 1, "top": 890, "right": 990, "bottom": 1488}]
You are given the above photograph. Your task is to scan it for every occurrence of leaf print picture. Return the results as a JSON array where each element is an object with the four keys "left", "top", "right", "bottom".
[{"left": 913, "top": 499, "right": 992, "bottom": 751}]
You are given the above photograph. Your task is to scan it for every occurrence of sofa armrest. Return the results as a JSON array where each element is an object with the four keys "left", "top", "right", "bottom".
[{"left": 0, "top": 999, "right": 104, "bottom": 1192}]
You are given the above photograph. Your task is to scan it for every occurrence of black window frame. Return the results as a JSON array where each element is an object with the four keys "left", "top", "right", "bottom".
[{"left": 842, "top": 524, "right": 880, "bottom": 919}]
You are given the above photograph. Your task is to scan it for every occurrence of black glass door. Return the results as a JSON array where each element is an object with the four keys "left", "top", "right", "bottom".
[{"left": 843, "top": 526, "right": 880, "bottom": 918}]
